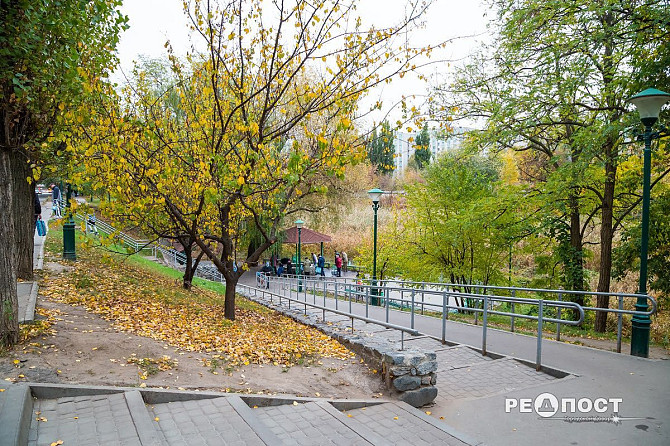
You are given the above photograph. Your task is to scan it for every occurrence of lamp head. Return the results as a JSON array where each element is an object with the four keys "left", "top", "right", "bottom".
[
  {"left": 367, "top": 188, "right": 384, "bottom": 204},
  {"left": 295, "top": 219, "right": 304, "bottom": 229},
  {"left": 628, "top": 88, "right": 670, "bottom": 127}
]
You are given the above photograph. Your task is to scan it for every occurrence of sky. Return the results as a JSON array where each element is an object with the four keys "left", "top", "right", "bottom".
[{"left": 115, "top": 0, "right": 492, "bottom": 125}]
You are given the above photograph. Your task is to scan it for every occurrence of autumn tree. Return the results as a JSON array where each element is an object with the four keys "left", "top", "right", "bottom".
[
  {"left": 73, "top": 0, "right": 439, "bottom": 320},
  {"left": 0, "top": 0, "right": 126, "bottom": 347},
  {"left": 367, "top": 120, "right": 396, "bottom": 174},
  {"left": 413, "top": 123, "right": 431, "bottom": 169},
  {"left": 437, "top": 0, "right": 670, "bottom": 331}
]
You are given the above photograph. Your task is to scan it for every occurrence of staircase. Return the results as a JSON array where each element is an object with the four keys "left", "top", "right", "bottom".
[{"left": 0, "top": 384, "right": 480, "bottom": 446}]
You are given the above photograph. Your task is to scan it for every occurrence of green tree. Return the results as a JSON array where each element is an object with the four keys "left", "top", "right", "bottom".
[
  {"left": 367, "top": 121, "right": 395, "bottom": 175},
  {"left": 413, "top": 123, "right": 431, "bottom": 169},
  {"left": 438, "top": 0, "right": 670, "bottom": 331},
  {"left": 359, "top": 151, "right": 532, "bottom": 306},
  {"left": 73, "top": 0, "right": 437, "bottom": 321},
  {"left": 0, "top": 0, "right": 126, "bottom": 347}
]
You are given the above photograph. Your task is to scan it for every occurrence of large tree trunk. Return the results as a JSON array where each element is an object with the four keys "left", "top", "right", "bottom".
[
  {"left": 224, "top": 277, "right": 237, "bottom": 320},
  {"left": 595, "top": 153, "right": 616, "bottom": 332},
  {"left": 11, "top": 149, "right": 34, "bottom": 280},
  {"left": 0, "top": 150, "right": 19, "bottom": 347}
]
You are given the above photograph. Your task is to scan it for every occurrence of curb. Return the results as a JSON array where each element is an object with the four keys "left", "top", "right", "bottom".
[{"left": 0, "top": 384, "right": 33, "bottom": 446}]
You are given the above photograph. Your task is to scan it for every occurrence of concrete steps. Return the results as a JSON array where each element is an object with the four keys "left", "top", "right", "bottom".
[{"left": 1, "top": 384, "right": 481, "bottom": 446}]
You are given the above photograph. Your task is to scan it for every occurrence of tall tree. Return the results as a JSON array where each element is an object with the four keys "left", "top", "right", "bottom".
[
  {"left": 413, "top": 123, "right": 431, "bottom": 169},
  {"left": 73, "top": 0, "right": 438, "bottom": 321},
  {"left": 367, "top": 120, "right": 395, "bottom": 175},
  {"left": 439, "top": 0, "right": 670, "bottom": 331},
  {"left": 0, "top": 0, "right": 126, "bottom": 347}
]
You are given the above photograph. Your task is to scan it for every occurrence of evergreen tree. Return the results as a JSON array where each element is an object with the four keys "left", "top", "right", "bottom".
[{"left": 367, "top": 120, "right": 395, "bottom": 174}]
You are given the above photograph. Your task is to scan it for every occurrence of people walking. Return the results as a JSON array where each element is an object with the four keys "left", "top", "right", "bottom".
[
  {"left": 317, "top": 253, "right": 325, "bottom": 277},
  {"left": 86, "top": 213, "right": 99, "bottom": 235},
  {"left": 51, "top": 184, "right": 62, "bottom": 218},
  {"left": 334, "top": 253, "right": 342, "bottom": 277},
  {"left": 342, "top": 251, "right": 348, "bottom": 273}
]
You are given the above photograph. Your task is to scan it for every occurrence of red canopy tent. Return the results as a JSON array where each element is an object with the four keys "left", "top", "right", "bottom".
[{"left": 280, "top": 226, "right": 332, "bottom": 260}]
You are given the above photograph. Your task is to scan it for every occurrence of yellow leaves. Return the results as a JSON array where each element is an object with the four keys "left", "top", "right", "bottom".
[
  {"left": 154, "top": 417, "right": 160, "bottom": 422},
  {"left": 50, "top": 441, "right": 63, "bottom": 446},
  {"left": 42, "top": 248, "right": 354, "bottom": 369},
  {"left": 237, "top": 176, "right": 245, "bottom": 186}
]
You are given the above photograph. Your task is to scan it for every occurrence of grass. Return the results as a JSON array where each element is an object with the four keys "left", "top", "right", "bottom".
[{"left": 40, "top": 225, "right": 354, "bottom": 366}]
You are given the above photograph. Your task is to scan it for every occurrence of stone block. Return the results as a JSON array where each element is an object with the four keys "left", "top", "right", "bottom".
[
  {"left": 393, "top": 375, "right": 421, "bottom": 391},
  {"left": 399, "top": 386, "right": 438, "bottom": 408},
  {"left": 416, "top": 360, "right": 437, "bottom": 375},
  {"left": 389, "top": 365, "right": 412, "bottom": 376}
]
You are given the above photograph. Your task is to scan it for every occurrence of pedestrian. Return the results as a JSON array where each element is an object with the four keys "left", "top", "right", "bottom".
[
  {"left": 342, "top": 251, "right": 348, "bottom": 273},
  {"left": 312, "top": 252, "right": 318, "bottom": 266},
  {"left": 335, "top": 253, "right": 342, "bottom": 277},
  {"left": 86, "top": 213, "right": 99, "bottom": 235},
  {"left": 51, "top": 184, "right": 61, "bottom": 218},
  {"left": 277, "top": 263, "right": 285, "bottom": 277},
  {"left": 33, "top": 191, "right": 42, "bottom": 227},
  {"left": 317, "top": 253, "right": 325, "bottom": 277}
]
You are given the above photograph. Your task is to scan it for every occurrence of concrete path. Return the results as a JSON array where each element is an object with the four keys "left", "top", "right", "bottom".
[
  {"left": 0, "top": 383, "right": 478, "bottom": 446},
  {"left": 237, "top": 275, "right": 670, "bottom": 446}
]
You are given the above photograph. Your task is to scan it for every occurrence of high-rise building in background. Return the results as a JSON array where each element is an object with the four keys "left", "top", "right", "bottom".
[{"left": 393, "top": 126, "right": 471, "bottom": 175}]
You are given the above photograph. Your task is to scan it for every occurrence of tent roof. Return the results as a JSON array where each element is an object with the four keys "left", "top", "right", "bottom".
[{"left": 282, "top": 226, "right": 332, "bottom": 244}]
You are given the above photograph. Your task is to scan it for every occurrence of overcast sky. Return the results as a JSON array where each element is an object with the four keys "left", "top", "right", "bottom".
[{"left": 115, "top": 0, "right": 492, "bottom": 125}]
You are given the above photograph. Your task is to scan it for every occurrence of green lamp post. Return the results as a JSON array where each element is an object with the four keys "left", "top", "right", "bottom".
[
  {"left": 62, "top": 183, "right": 76, "bottom": 260},
  {"left": 627, "top": 88, "right": 670, "bottom": 358},
  {"left": 368, "top": 188, "right": 383, "bottom": 306},
  {"left": 295, "top": 219, "right": 304, "bottom": 290}
]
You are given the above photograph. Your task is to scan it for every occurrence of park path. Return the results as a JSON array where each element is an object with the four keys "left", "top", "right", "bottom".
[{"left": 237, "top": 273, "right": 670, "bottom": 446}]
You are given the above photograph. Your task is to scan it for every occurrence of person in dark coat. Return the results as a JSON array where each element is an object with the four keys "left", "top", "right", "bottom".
[
  {"left": 34, "top": 191, "right": 42, "bottom": 227},
  {"left": 317, "top": 253, "right": 325, "bottom": 277}
]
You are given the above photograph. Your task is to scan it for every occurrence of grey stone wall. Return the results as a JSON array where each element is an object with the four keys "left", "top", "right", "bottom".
[{"left": 241, "top": 291, "right": 438, "bottom": 407}]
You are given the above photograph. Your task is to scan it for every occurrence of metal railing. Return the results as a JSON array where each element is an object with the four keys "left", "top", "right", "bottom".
[
  {"left": 238, "top": 281, "right": 420, "bottom": 350},
  {"left": 253, "top": 273, "right": 656, "bottom": 370},
  {"left": 53, "top": 199, "right": 657, "bottom": 366}
]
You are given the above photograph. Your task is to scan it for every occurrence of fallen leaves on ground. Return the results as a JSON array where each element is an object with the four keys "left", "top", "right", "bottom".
[{"left": 42, "top": 249, "right": 354, "bottom": 367}]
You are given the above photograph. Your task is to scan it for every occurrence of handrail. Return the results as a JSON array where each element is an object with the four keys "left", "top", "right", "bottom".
[
  {"left": 237, "top": 282, "right": 420, "bottom": 350},
  {"left": 254, "top": 273, "right": 657, "bottom": 370}
]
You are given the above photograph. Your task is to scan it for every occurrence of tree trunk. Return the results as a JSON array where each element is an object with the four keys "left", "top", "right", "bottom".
[
  {"left": 0, "top": 150, "right": 19, "bottom": 347},
  {"left": 595, "top": 154, "right": 616, "bottom": 332},
  {"left": 12, "top": 150, "right": 34, "bottom": 280},
  {"left": 224, "top": 276, "right": 237, "bottom": 320}
]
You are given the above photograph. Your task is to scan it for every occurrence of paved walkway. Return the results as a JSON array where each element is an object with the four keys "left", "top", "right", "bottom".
[
  {"left": 237, "top": 274, "right": 670, "bottom": 446},
  {"left": 1, "top": 383, "right": 477, "bottom": 446}
]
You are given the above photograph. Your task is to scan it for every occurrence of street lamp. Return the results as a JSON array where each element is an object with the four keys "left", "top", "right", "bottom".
[
  {"left": 62, "top": 183, "right": 76, "bottom": 260},
  {"left": 368, "top": 188, "right": 383, "bottom": 306},
  {"left": 295, "top": 219, "right": 304, "bottom": 276},
  {"left": 627, "top": 87, "right": 670, "bottom": 358}
]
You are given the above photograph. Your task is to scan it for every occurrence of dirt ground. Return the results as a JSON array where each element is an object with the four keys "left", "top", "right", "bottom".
[{"left": 2, "top": 280, "right": 387, "bottom": 401}]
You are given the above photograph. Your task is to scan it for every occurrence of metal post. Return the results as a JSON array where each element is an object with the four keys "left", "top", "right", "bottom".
[
  {"left": 536, "top": 300, "right": 544, "bottom": 371},
  {"left": 411, "top": 289, "right": 415, "bottom": 329},
  {"left": 631, "top": 123, "right": 653, "bottom": 358},
  {"left": 421, "top": 284, "right": 425, "bottom": 315},
  {"left": 385, "top": 286, "right": 389, "bottom": 323},
  {"left": 482, "top": 293, "right": 488, "bottom": 356},
  {"left": 371, "top": 199, "right": 381, "bottom": 306},
  {"left": 401, "top": 331, "right": 404, "bottom": 351},
  {"left": 556, "top": 292, "right": 562, "bottom": 341},
  {"left": 365, "top": 285, "right": 369, "bottom": 318},
  {"left": 474, "top": 287, "right": 479, "bottom": 326},
  {"left": 617, "top": 296, "right": 624, "bottom": 353},
  {"left": 62, "top": 183, "right": 76, "bottom": 260},
  {"left": 510, "top": 290, "right": 516, "bottom": 332},
  {"left": 441, "top": 291, "right": 447, "bottom": 344}
]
